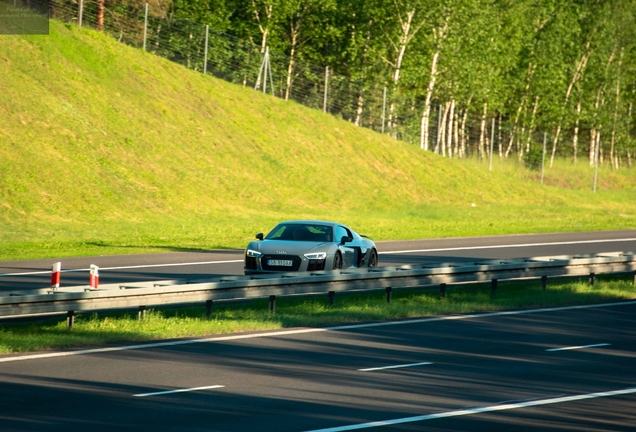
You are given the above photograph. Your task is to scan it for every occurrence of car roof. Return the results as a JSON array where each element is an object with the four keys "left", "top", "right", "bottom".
[{"left": 276, "top": 220, "right": 340, "bottom": 227}]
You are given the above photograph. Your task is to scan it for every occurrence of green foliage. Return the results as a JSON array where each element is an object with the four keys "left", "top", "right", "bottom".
[{"left": 0, "top": 20, "right": 635, "bottom": 260}]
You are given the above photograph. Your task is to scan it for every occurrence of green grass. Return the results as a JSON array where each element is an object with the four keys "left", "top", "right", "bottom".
[
  {"left": 1, "top": 275, "right": 634, "bottom": 354},
  {"left": 0, "top": 21, "right": 634, "bottom": 260}
]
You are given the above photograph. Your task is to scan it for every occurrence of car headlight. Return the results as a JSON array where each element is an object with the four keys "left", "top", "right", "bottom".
[
  {"left": 304, "top": 252, "right": 327, "bottom": 260},
  {"left": 246, "top": 249, "right": 262, "bottom": 258}
]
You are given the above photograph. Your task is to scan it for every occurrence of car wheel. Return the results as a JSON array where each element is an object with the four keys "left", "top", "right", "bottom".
[
  {"left": 333, "top": 252, "right": 343, "bottom": 269},
  {"left": 368, "top": 249, "right": 378, "bottom": 267}
]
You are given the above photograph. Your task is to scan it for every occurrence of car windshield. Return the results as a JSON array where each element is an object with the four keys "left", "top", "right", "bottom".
[{"left": 266, "top": 223, "right": 333, "bottom": 242}]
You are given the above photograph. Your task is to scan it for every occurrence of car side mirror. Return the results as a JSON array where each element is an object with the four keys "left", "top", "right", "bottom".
[
  {"left": 256, "top": 233, "right": 264, "bottom": 240},
  {"left": 341, "top": 235, "right": 353, "bottom": 244}
]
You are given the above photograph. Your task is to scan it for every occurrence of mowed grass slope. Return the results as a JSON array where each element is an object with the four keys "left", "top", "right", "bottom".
[{"left": 1, "top": 21, "right": 635, "bottom": 260}]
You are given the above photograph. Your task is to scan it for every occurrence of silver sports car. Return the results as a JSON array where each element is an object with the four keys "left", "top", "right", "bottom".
[{"left": 244, "top": 220, "right": 378, "bottom": 274}]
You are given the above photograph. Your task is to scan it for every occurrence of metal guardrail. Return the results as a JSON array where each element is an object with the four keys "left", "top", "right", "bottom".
[{"left": 2, "top": 252, "right": 635, "bottom": 327}]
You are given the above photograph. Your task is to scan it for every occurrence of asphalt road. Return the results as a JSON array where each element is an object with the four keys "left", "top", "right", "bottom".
[
  {"left": 1, "top": 301, "right": 635, "bottom": 431},
  {"left": 1, "top": 230, "right": 636, "bottom": 293}
]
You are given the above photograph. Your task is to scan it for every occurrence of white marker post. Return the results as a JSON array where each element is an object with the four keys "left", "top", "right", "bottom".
[
  {"left": 50, "top": 262, "right": 61, "bottom": 291},
  {"left": 89, "top": 265, "right": 99, "bottom": 289}
]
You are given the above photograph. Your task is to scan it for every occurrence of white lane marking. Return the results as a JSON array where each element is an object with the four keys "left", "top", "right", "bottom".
[
  {"left": 358, "top": 362, "right": 432, "bottom": 372},
  {"left": 2, "top": 300, "right": 635, "bottom": 363},
  {"left": 3, "top": 237, "right": 635, "bottom": 277},
  {"left": 0, "top": 260, "right": 244, "bottom": 277},
  {"left": 546, "top": 343, "right": 611, "bottom": 352},
  {"left": 133, "top": 385, "right": 224, "bottom": 397},
  {"left": 379, "top": 237, "right": 636, "bottom": 255},
  {"left": 303, "top": 387, "right": 636, "bottom": 432}
]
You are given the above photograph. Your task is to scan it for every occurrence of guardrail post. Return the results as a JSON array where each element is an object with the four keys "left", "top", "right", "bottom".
[
  {"left": 90, "top": 265, "right": 99, "bottom": 289},
  {"left": 385, "top": 287, "right": 392, "bottom": 303},
  {"left": 541, "top": 275, "right": 547, "bottom": 291},
  {"left": 51, "top": 262, "right": 61, "bottom": 291},
  {"left": 269, "top": 295, "right": 276, "bottom": 314},
  {"left": 440, "top": 283, "right": 446, "bottom": 298},
  {"left": 138, "top": 306, "right": 146, "bottom": 320},
  {"left": 589, "top": 272, "right": 595, "bottom": 286},
  {"left": 633, "top": 270, "right": 636, "bottom": 286},
  {"left": 66, "top": 311, "right": 75, "bottom": 329},
  {"left": 491, "top": 279, "right": 498, "bottom": 295},
  {"left": 328, "top": 291, "right": 335, "bottom": 306},
  {"left": 205, "top": 300, "right": 213, "bottom": 318}
]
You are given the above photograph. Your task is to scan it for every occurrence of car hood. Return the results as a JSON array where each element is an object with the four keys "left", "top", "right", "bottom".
[{"left": 247, "top": 240, "right": 331, "bottom": 255}]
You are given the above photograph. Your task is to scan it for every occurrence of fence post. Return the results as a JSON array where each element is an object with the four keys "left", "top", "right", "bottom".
[
  {"left": 440, "top": 283, "right": 446, "bottom": 298},
  {"left": 323, "top": 66, "right": 329, "bottom": 113},
  {"left": 143, "top": 3, "right": 149, "bottom": 51},
  {"left": 385, "top": 287, "right": 392, "bottom": 303},
  {"left": 203, "top": 25, "right": 209, "bottom": 74},
  {"left": 491, "top": 279, "right": 497, "bottom": 295},
  {"left": 541, "top": 275, "right": 547, "bottom": 291},
  {"left": 78, "top": 0, "right": 84, "bottom": 27},
  {"left": 589, "top": 272, "right": 595, "bottom": 285},
  {"left": 205, "top": 300, "right": 213, "bottom": 318},
  {"left": 67, "top": 311, "right": 75, "bottom": 329},
  {"left": 328, "top": 291, "right": 335, "bottom": 306}
]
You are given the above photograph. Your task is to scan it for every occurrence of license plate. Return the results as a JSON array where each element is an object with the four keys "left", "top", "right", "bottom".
[{"left": 268, "top": 259, "right": 293, "bottom": 267}]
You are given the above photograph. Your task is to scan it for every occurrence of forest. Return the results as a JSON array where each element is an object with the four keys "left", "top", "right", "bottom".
[{"left": 50, "top": 0, "right": 636, "bottom": 168}]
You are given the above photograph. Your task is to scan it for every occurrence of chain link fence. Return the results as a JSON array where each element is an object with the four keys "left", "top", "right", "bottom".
[{"left": 46, "top": 0, "right": 633, "bottom": 175}]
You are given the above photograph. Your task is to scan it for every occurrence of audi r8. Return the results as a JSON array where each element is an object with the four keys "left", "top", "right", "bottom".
[{"left": 244, "top": 220, "right": 378, "bottom": 274}]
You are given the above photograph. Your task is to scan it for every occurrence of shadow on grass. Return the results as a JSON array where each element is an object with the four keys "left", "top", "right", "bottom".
[{"left": 83, "top": 241, "right": 242, "bottom": 253}]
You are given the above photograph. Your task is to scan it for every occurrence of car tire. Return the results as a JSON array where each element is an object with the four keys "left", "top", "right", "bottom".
[
  {"left": 368, "top": 249, "right": 378, "bottom": 267},
  {"left": 333, "top": 252, "right": 343, "bottom": 269}
]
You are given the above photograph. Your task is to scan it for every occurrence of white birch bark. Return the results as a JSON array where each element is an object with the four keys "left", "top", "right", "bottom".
[
  {"left": 478, "top": 103, "right": 488, "bottom": 160},
  {"left": 521, "top": 96, "right": 539, "bottom": 161},
  {"left": 572, "top": 100, "right": 581, "bottom": 163},
  {"left": 610, "top": 48, "right": 624, "bottom": 169},
  {"left": 252, "top": 1, "right": 274, "bottom": 91},
  {"left": 420, "top": 17, "right": 449, "bottom": 150},
  {"left": 447, "top": 99, "right": 455, "bottom": 158},
  {"left": 284, "top": 25, "right": 299, "bottom": 100},
  {"left": 550, "top": 44, "right": 591, "bottom": 167}
]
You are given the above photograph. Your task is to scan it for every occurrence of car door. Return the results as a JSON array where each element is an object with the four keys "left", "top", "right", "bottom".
[{"left": 335, "top": 225, "right": 357, "bottom": 268}]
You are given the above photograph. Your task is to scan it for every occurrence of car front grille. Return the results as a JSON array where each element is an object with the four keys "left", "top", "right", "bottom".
[
  {"left": 261, "top": 254, "right": 302, "bottom": 271},
  {"left": 245, "top": 256, "right": 257, "bottom": 270},
  {"left": 307, "top": 259, "right": 326, "bottom": 271}
]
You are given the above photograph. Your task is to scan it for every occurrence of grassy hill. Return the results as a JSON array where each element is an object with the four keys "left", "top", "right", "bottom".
[{"left": 1, "top": 21, "right": 635, "bottom": 260}]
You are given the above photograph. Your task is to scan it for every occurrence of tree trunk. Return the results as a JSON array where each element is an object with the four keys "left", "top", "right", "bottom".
[
  {"left": 96, "top": 0, "right": 104, "bottom": 31},
  {"left": 284, "top": 28, "right": 299, "bottom": 101},
  {"left": 610, "top": 48, "right": 624, "bottom": 169},
  {"left": 550, "top": 44, "right": 592, "bottom": 167},
  {"left": 420, "top": 17, "right": 449, "bottom": 150},
  {"left": 438, "top": 101, "right": 450, "bottom": 156},
  {"left": 354, "top": 92, "right": 364, "bottom": 126},
  {"left": 589, "top": 129, "right": 597, "bottom": 167},
  {"left": 572, "top": 100, "right": 581, "bottom": 163},
  {"left": 522, "top": 96, "right": 540, "bottom": 161},
  {"left": 628, "top": 103, "right": 633, "bottom": 168},
  {"left": 420, "top": 50, "right": 440, "bottom": 150},
  {"left": 447, "top": 99, "right": 455, "bottom": 158},
  {"left": 497, "top": 114, "right": 503, "bottom": 158},
  {"left": 479, "top": 103, "right": 488, "bottom": 160}
]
